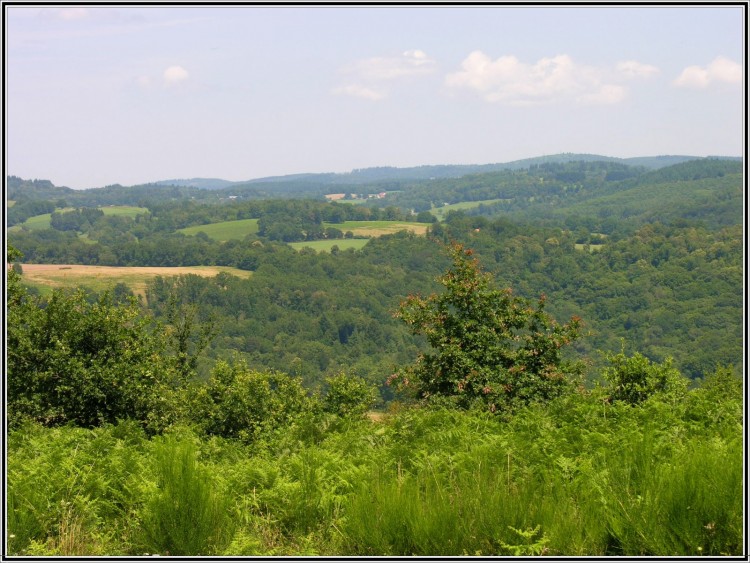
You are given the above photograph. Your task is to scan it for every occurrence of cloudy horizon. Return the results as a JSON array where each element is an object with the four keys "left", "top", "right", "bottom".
[{"left": 5, "top": 5, "right": 745, "bottom": 189}]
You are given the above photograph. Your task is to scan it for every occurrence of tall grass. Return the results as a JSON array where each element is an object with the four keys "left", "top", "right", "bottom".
[
  {"left": 138, "top": 435, "right": 234, "bottom": 555},
  {"left": 340, "top": 401, "right": 743, "bottom": 556},
  {"left": 7, "top": 389, "right": 743, "bottom": 556}
]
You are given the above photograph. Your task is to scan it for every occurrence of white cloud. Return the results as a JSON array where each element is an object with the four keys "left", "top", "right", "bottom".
[
  {"left": 617, "top": 60, "right": 660, "bottom": 79},
  {"left": 674, "top": 56, "right": 742, "bottom": 88},
  {"left": 334, "top": 49, "right": 436, "bottom": 100},
  {"left": 163, "top": 65, "right": 189, "bottom": 85},
  {"left": 332, "top": 84, "right": 385, "bottom": 101},
  {"left": 446, "top": 51, "right": 634, "bottom": 106},
  {"left": 349, "top": 49, "right": 437, "bottom": 81}
]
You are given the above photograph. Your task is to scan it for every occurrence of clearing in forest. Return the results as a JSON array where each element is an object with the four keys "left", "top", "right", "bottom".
[{"left": 19, "top": 264, "right": 252, "bottom": 297}]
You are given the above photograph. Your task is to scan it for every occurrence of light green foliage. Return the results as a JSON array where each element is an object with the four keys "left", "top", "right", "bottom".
[
  {"left": 686, "top": 365, "right": 743, "bottom": 429},
  {"left": 7, "top": 384, "right": 742, "bottom": 556},
  {"left": 323, "top": 372, "right": 377, "bottom": 418},
  {"left": 139, "top": 435, "right": 233, "bottom": 555},
  {"left": 191, "top": 359, "right": 317, "bottom": 443},
  {"left": 7, "top": 421, "right": 148, "bottom": 555},
  {"left": 394, "top": 242, "right": 583, "bottom": 413},
  {"left": 603, "top": 350, "right": 688, "bottom": 405}
]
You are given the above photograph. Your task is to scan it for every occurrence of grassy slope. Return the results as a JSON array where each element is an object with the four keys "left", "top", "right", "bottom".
[
  {"left": 288, "top": 239, "right": 370, "bottom": 252},
  {"left": 9, "top": 206, "right": 148, "bottom": 232},
  {"left": 178, "top": 218, "right": 260, "bottom": 241},
  {"left": 20, "top": 264, "right": 252, "bottom": 297}
]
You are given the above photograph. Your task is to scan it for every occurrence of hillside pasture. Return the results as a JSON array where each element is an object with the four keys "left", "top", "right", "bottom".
[
  {"left": 9, "top": 205, "right": 148, "bottom": 232},
  {"left": 178, "top": 218, "right": 260, "bottom": 241},
  {"left": 288, "top": 239, "right": 370, "bottom": 252},
  {"left": 324, "top": 220, "right": 431, "bottom": 237},
  {"left": 431, "top": 198, "right": 510, "bottom": 220},
  {"left": 100, "top": 205, "right": 149, "bottom": 217},
  {"left": 19, "top": 264, "right": 252, "bottom": 297}
]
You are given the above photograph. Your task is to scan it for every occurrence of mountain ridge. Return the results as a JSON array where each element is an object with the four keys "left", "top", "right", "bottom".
[{"left": 153, "top": 153, "right": 742, "bottom": 190}]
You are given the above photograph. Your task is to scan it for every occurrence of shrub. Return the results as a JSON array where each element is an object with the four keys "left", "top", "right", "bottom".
[
  {"left": 392, "top": 242, "right": 583, "bottom": 413},
  {"left": 191, "top": 359, "right": 317, "bottom": 443},
  {"left": 603, "top": 350, "right": 688, "bottom": 405},
  {"left": 323, "top": 372, "right": 377, "bottom": 418}
]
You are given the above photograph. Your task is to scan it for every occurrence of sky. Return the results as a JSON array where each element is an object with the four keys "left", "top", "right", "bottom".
[{"left": 4, "top": 4, "right": 746, "bottom": 189}]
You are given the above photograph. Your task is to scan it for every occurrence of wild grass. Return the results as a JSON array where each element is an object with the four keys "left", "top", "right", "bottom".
[
  {"left": 7, "top": 388, "right": 743, "bottom": 556},
  {"left": 138, "top": 435, "right": 234, "bottom": 555}
]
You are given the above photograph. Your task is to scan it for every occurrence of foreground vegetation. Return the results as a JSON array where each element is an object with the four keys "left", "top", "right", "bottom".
[
  {"left": 7, "top": 370, "right": 742, "bottom": 556},
  {"left": 6, "top": 241, "right": 743, "bottom": 556},
  {"left": 6, "top": 157, "right": 743, "bottom": 556}
]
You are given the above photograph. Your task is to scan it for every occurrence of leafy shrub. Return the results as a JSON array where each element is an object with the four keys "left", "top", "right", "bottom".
[
  {"left": 191, "top": 359, "right": 318, "bottom": 443},
  {"left": 392, "top": 242, "right": 583, "bottom": 413},
  {"left": 323, "top": 372, "right": 377, "bottom": 418},
  {"left": 7, "top": 286, "right": 184, "bottom": 431},
  {"left": 603, "top": 350, "right": 688, "bottom": 405}
]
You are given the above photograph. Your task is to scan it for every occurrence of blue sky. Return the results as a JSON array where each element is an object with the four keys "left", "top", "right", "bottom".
[{"left": 5, "top": 5, "right": 745, "bottom": 189}]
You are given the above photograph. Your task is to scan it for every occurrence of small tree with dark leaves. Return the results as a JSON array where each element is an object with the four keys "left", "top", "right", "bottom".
[{"left": 392, "top": 242, "right": 583, "bottom": 413}]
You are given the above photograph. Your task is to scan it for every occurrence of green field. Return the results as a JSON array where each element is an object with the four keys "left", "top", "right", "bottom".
[
  {"left": 288, "top": 239, "right": 371, "bottom": 252},
  {"left": 9, "top": 206, "right": 148, "bottom": 232},
  {"left": 324, "top": 221, "right": 431, "bottom": 236},
  {"left": 100, "top": 205, "right": 149, "bottom": 218},
  {"left": 431, "top": 199, "right": 510, "bottom": 220},
  {"left": 179, "top": 218, "right": 260, "bottom": 241}
]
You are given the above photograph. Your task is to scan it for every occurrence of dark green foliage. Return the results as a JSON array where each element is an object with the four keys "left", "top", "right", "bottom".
[
  {"left": 7, "top": 288, "right": 180, "bottom": 430},
  {"left": 7, "top": 243, "right": 186, "bottom": 431},
  {"left": 393, "top": 242, "right": 582, "bottom": 412}
]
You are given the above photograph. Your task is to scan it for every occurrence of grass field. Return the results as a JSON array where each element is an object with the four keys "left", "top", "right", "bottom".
[
  {"left": 100, "top": 205, "right": 149, "bottom": 218},
  {"left": 178, "top": 218, "right": 259, "bottom": 241},
  {"left": 324, "top": 221, "right": 431, "bottom": 237},
  {"left": 288, "top": 239, "right": 371, "bottom": 252},
  {"left": 9, "top": 206, "right": 148, "bottom": 232},
  {"left": 431, "top": 199, "right": 510, "bottom": 220},
  {"left": 19, "top": 264, "right": 252, "bottom": 297}
]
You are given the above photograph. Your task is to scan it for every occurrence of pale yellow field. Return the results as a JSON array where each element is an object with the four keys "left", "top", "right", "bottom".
[{"left": 20, "top": 264, "right": 252, "bottom": 297}]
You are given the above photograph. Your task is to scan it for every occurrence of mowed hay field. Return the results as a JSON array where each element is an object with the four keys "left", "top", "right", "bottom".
[
  {"left": 19, "top": 264, "right": 252, "bottom": 297},
  {"left": 326, "top": 221, "right": 432, "bottom": 237}
]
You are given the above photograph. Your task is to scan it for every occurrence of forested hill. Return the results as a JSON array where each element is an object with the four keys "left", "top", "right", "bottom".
[
  {"left": 154, "top": 153, "right": 740, "bottom": 189},
  {"left": 7, "top": 157, "right": 743, "bottom": 396}
]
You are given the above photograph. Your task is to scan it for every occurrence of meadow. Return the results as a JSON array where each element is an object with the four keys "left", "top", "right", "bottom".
[
  {"left": 324, "top": 220, "right": 431, "bottom": 237},
  {"left": 177, "top": 218, "right": 430, "bottom": 243},
  {"left": 9, "top": 206, "right": 148, "bottom": 232},
  {"left": 288, "top": 239, "right": 370, "bottom": 252},
  {"left": 18, "top": 264, "right": 252, "bottom": 297},
  {"left": 178, "top": 218, "right": 260, "bottom": 241}
]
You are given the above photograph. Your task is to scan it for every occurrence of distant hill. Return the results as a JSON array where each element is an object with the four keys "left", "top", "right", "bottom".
[
  {"left": 153, "top": 153, "right": 741, "bottom": 190},
  {"left": 154, "top": 178, "right": 237, "bottom": 190}
]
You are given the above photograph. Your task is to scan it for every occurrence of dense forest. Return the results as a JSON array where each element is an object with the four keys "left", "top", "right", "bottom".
[{"left": 5, "top": 156, "right": 745, "bottom": 556}]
